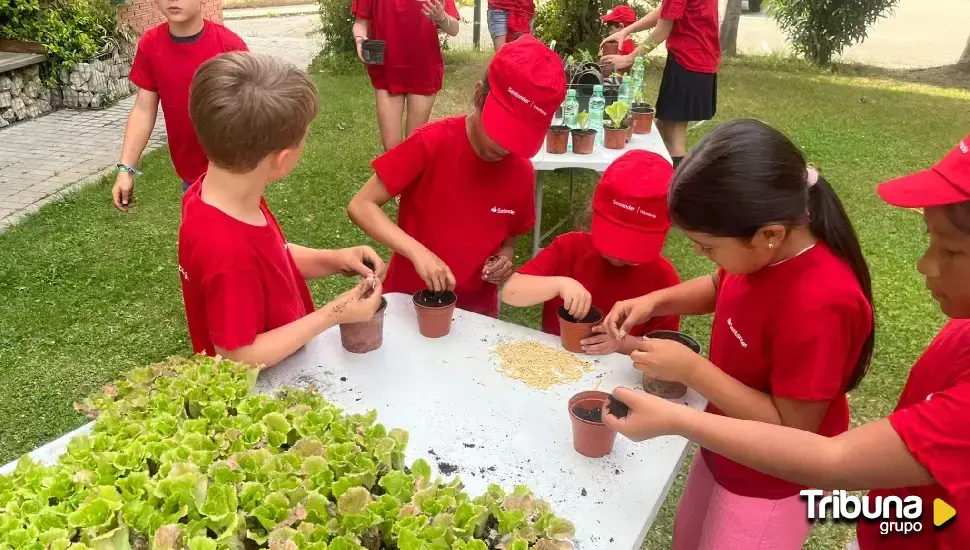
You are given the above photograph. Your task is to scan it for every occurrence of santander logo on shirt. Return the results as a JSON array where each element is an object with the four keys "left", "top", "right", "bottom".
[
  {"left": 612, "top": 199, "right": 657, "bottom": 218},
  {"left": 727, "top": 317, "right": 748, "bottom": 348},
  {"left": 491, "top": 206, "right": 516, "bottom": 216}
]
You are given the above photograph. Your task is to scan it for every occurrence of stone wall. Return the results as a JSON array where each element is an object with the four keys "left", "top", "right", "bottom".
[
  {"left": 54, "top": 50, "right": 136, "bottom": 110},
  {"left": 0, "top": 65, "right": 53, "bottom": 128},
  {"left": 117, "top": 0, "right": 224, "bottom": 36}
]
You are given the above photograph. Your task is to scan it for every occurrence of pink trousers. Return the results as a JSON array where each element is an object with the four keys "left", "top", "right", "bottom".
[{"left": 672, "top": 453, "right": 815, "bottom": 550}]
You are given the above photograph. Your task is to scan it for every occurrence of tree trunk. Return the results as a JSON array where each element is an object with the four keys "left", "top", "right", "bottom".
[
  {"left": 960, "top": 32, "right": 970, "bottom": 65},
  {"left": 720, "top": 0, "right": 744, "bottom": 56}
]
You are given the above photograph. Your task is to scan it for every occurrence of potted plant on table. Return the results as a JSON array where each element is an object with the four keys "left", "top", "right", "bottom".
[
  {"left": 603, "top": 101, "right": 630, "bottom": 150},
  {"left": 546, "top": 121, "right": 571, "bottom": 154},
  {"left": 631, "top": 88, "right": 655, "bottom": 134},
  {"left": 570, "top": 111, "right": 595, "bottom": 155}
]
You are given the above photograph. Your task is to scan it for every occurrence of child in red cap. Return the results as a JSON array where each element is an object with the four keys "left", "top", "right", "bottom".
[
  {"left": 501, "top": 150, "right": 681, "bottom": 354},
  {"left": 600, "top": 5, "right": 638, "bottom": 56},
  {"left": 348, "top": 35, "right": 566, "bottom": 318}
]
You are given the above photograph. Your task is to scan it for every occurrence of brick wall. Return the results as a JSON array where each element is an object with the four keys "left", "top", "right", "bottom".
[{"left": 117, "top": 0, "right": 224, "bottom": 36}]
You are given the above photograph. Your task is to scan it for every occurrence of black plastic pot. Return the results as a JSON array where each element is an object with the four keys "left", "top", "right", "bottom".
[{"left": 362, "top": 40, "right": 385, "bottom": 65}]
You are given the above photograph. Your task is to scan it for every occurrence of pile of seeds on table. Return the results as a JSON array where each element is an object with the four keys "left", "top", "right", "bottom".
[{"left": 491, "top": 340, "right": 593, "bottom": 389}]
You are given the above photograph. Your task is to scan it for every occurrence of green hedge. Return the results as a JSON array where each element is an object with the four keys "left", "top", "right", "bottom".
[{"left": 0, "top": 0, "right": 122, "bottom": 69}]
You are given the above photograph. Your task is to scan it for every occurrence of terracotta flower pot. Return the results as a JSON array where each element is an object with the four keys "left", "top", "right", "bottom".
[
  {"left": 597, "top": 61, "right": 615, "bottom": 78},
  {"left": 361, "top": 40, "right": 385, "bottom": 65},
  {"left": 604, "top": 126, "right": 628, "bottom": 150},
  {"left": 568, "top": 391, "right": 617, "bottom": 458},
  {"left": 570, "top": 129, "right": 595, "bottom": 154},
  {"left": 546, "top": 126, "right": 570, "bottom": 154},
  {"left": 558, "top": 306, "right": 603, "bottom": 353},
  {"left": 601, "top": 40, "right": 619, "bottom": 56},
  {"left": 623, "top": 115, "right": 634, "bottom": 143},
  {"left": 339, "top": 297, "right": 387, "bottom": 353},
  {"left": 641, "top": 330, "right": 702, "bottom": 399},
  {"left": 632, "top": 106, "right": 655, "bottom": 134},
  {"left": 413, "top": 290, "right": 457, "bottom": 338}
]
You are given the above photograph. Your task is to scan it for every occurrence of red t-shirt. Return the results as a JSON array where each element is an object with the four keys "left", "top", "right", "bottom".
[
  {"left": 129, "top": 21, "right": 248, "bottom": 184},
  {"left": 702, "top": 243, "right": 873, "bottom": 499},
  {"left": 178, "top": 180, "right": 315, "bottom": 355},
  {"left": 487, "top": 0, "right": 535, "bottom": 35},
  {"left": 619, "top": 38, "right": 637, "bottom": 56},
  {"left": 659, "top": 0, "right": 720, "bottom": 73},
  {"left": 856, "top": 319, "right": 970, "bottom": 550},
  {"left": 373, "top": 116, "right": 535, "bottom": 317},
  {"left": 352, "top": 0, "right": 459, "bottom": 95},
  {"left": 517, "top": 231, "right": 680, "bottom": 336}
]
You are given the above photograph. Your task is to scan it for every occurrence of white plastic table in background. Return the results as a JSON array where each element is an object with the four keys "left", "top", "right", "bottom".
[
  {"left": 1, "top": 293, "right": 707, "bottom": 550},
  {"left": 529, "top": 124, "right": 673, "bottom": 257}
]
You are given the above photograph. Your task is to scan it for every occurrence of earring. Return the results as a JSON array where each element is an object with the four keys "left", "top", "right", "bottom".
[{"left": 769, "top": 243, "right": 775, "bottom": 249}]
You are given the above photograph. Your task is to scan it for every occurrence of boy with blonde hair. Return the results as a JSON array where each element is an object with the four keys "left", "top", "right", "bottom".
[{"left": 179, "top": 52, "right": 384, "bottom": 369}]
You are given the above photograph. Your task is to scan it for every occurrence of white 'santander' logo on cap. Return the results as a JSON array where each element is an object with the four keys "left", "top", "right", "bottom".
[
  {"left": 507, "top": 87, "right": 547, "bottom": 116},
  {"left": 613, "top": 199, "right": 657, "bottom": 218}
]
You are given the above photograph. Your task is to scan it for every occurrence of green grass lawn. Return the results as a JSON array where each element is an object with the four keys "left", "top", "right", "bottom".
[{"left": 1, "top": 51, "right": 969, "bottom": 548}]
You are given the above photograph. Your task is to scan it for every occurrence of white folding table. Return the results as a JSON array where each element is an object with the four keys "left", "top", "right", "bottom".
[
  {"left": 529, "top": 124, "right": 673, "bottom": 257},
  {"left": 3, "top": 293, "right": 706, "bottom": 549}
]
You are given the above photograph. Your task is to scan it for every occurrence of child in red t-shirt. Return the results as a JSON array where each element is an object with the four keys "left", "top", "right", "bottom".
[
  {"left": 352, "top": 0, "right": 459, "bottom": 152},
  {"left": 600, "top": 0, "right": 719, "bottom": 168},
  {"left": 348, "top": 36, "right": 566, "bottom": 318},
  {"left": 486, "top": 0, "right": 535, "bottom": 51},
  {"left": 112, "top": 0, "right": 248, "bottom": 211},
  {"left": 600, "top": 120, "right": 875, "bottom": 548},
  {"left": 502, "top": 150, "right": 680, "bottom": 355},
  {"left": 602, "top": 134, "right": 970, "bottom": 550},
  {"left": 178, "top": 52, "right": 385, "bottom": 369},
  {"left": 600, "top": 5, "right": 638, "bottom": 56}
]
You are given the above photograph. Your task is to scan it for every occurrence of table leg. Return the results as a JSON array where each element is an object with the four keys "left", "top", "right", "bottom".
[{"left": 532, "top": 172, "right": 543, "bottom": 257}]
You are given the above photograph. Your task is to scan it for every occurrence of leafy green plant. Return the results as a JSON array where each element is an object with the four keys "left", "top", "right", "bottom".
[
  {"left": 0, "top": 0, "right": 121, "bottom": 69},
  {"left": 317, "top": 0, "right": 356, "bottom": 59},
  {"left": 575, "top": 111, "right": 590, "bottom": 131},
  {"left": 536, "top": 0, "right": 657, "bottom": 56},
  {"left": 0, "top": 356, "right": 575, "bottom": 549},
  {"left": 767, "top": 0, "right": 899, "bottom": 65},
  {"left": 604, "top": 101, "right": 629, "bottom": 129}
]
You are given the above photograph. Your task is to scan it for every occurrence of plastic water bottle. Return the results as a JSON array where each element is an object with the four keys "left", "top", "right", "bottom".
[
  {"left": 618, "top": 76, "right": 633, "bottom": 106},
  {"left": 631, "top": 57, "right": 645, "bottom": 102},
  {"left": 563, "top": 89, "right": 579, "bottom": 129},
  {"left": 588, "top": 85, "right": 606, "bottom": 147}
]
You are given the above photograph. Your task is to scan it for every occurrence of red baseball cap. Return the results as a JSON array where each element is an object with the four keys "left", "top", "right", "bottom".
[
  {"left": 877, "top": 135, "right": 970, "bottom": 208},
  {"left": 591, "top": 150, "right": 673, "bottom": 263},
  {"left": 601, "top": 5, "right": 637, "bottom": 25},
  {"left": 483, "top": 35, "right": 567, "bottom": 158}
]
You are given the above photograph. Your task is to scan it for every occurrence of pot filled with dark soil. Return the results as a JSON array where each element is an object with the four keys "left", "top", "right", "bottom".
[
  {"left": 631, "top": 104, "right": 655, "bottom": 134},
  {"left": 340, "top": 297, "right": 387, "bottom": 353},
  {"left": 558, "top": 305, "right": 603, "bottom": 353},
  {"left": 413, "top": 290, "right": 458, "bottom": 338},
  {"left": 546, "top": 125, "right": 571, "bottom": 154},
  {"left": 604, "top": 125, "right": 628, "bottom": 150},
  {"left": 570, "top": 129, "right": 596, "bottom": 154},
  {"left": 601, "top": 40, "right": 619, "bottom": 56},
  {"left": 641, "top": 330, "right": 702, "bottom": 399},
  {"left": 597, "top": 61, "right": 615, "bottom": 78},
  {"left": 568, "top": 390, "right": 616, "bottom": 458},
  {"left": 361, "top": 39, "right": 386, "bottom": 65}
]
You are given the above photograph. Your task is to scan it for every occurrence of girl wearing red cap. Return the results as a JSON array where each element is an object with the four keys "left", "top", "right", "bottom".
[
  {"left": 502, "top": 150, "right": 681, "bottom": 354},
  {"left": 602, "top": 134, "right": 970, "bottom": 550},
  {"left": 600, "top": 5, "right": 638, "bottom": 57},
  {"left": 352, "top": 0, "right": 460, "bottom": 152},
  {"left": 600, "top": 0, "right": 719, "bottom": 168},
  {"left": 602, "top": 120, "right": 875, "bottom": 548},
  {"left": 347, "top": 36, "right": 566, "bottom": 318}
]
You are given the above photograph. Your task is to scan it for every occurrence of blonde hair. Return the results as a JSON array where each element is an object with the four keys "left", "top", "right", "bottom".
[{"left": 189, "top": 51, "right": 318, "bottom": 173}]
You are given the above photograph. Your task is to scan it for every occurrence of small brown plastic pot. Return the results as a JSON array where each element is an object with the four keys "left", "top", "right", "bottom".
[
  {"left": 568, "top": 391, "right": 616, "bottom": 458},
  {"left": 570, "top": 129, "right": 596, "bottom": 154},
  {"left": 339, "top": 297, "right": 387, "bottom": 353},
  {"left": 623, "top": 115, "right": 634, "bottom": 143},
  {"left": 604, "top": 126, "right": 628, "bottom": 150},
  {"left": 558, "top": 305, "right": 603, "bottom": 353},
  {"left": 601, "top": 40, "right": 619, "bottom": 56},
  {"left": 641, "top": 330, "right": 702, "bottom": 399},
  {"left": 632, "top": 106, "right": 655, "bottom": 134},
  {"left": 597, "top": 61, "right": 615, "bottom": 78},
  {"left": 413, "top": 290, "right": 458, "bottom": 338},
  {"left": 546, "top": 126, "right": 570, "bottom": 154}
]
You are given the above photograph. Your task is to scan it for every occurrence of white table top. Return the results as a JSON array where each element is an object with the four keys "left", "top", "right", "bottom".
[
  {"left": 2, "top": 292, "right": 708, "bottom": 550},
  {"left": 531, "top": 123, "right": 673, "bottom": 173}
]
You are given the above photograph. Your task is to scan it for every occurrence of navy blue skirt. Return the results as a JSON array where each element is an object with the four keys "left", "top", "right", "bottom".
[{"left": 655, "top": 52, "right": 717, "bottom": 122}]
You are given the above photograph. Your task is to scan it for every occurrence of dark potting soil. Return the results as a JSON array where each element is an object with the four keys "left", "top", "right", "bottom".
[
  {"left": 340, "top": 376, "right": 347, "bottom": 382},
  {"left": 549, "top": 125, "right": 571, "bottom": 133},
  {"left": 570, "top": 129, "right": 597, "bottom": 136},
  {"left": 437, "top": 461, "right": 459, "bottom": 475},
  {"left": 558, "top": 306, "right": 603, "bottom": 324},
  {"left": 362, "top": 258, "right": 375, "bottom": 271},
  {"left": 581, "top": 488, "right": 588, "bottom": 497},
  {"left": 572, "top": 404, "right": 604, "bottom": 423},
  {"left": 607, "top": 395, "right": 630, "bottom": 419},
  {"left": 414, "top": 290, "right": 457, "bottom": 308}
]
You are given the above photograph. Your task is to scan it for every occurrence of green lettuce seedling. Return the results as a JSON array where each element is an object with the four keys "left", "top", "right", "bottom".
[
  {"left": 576, "top": 111, "right": 590, "bottom": 131},
  {"left": 605, "top": 101, "right": 630, "bottom": 129}
]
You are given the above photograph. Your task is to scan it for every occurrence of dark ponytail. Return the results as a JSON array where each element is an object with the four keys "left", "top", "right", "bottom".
[{"left": 669, "top": 119, "right": 874, "bottom": 392}]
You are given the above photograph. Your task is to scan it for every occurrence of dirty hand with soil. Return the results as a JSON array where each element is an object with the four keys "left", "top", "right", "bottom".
[
  {"left": 325, "top": 277, "right": 385, "bottom": 325},
  {"left": 602, "top": 387, "right": 685, "bottom": 442},
  {"left": 481, "top": 254, "right": 514, "bottom": 284},
  {"left": 579, "top": 324, "right": 624, "bottom": 355},
  {"left": 631, "top": 336, "right": 701, "bottom": 385},
  {"left": 604, "top": 294, "right": 657, "bottom": 339},
  {"left": 558, "top": 277, "right": 592, "bottom": 320},
  {"left": 336, "top": 246, "right": 386, "bottom": 279},
  {"left": 411, "top": 246, "right": 456, "bottom": 293}
]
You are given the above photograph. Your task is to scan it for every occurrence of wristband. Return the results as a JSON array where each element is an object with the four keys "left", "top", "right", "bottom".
[{"left": 116, "top": 163, "right": 143, "bottom": 176}]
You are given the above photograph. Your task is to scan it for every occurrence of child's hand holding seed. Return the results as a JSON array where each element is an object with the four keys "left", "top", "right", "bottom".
[{"left": 603, "top": 387, "right": 686, "bottom": 441}]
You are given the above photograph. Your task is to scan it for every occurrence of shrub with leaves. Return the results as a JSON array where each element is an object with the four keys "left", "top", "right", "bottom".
[
  {"left": 767, "top": 0, "right": 899, "bottom": 65},
  {"left": 0, "top": 0, "right": 121, "bottom": 68},
  {"left": 317, "top": 0, "right": 356, "bottom": 60},
  {"left": 535, "top": 0, "right": 656, "bottom": 58},
  {"left": 0, "top": 356, "right": 575, "bottom": 549}
]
